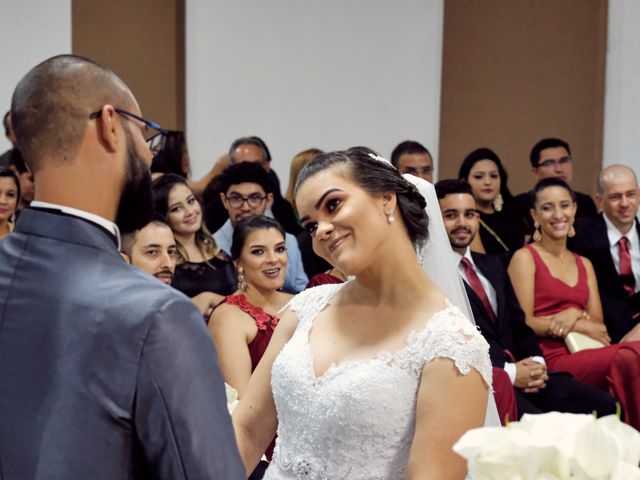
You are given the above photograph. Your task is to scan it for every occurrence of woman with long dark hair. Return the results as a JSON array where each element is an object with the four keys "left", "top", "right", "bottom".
[
  {"left": 0, "top": 167, "right": 20, "bottom": 240},
  {"left": 459, "top": 148, "right": 525, "bottom": 254},
  {"left": 232, "top": 147, "right": 494, "bottom": 479}
]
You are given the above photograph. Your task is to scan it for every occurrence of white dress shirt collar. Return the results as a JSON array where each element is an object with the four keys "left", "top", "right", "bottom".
[{"left": 30, "top": 200, "right": 121, "bottom": 250}]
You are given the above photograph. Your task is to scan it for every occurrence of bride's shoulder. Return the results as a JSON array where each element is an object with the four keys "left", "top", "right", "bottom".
[
  {"left": 279, "top": 282, "right": 346, "bottom": 324},
  {"left": 407, "top": 303, "right": 492, "bottom": 384}
]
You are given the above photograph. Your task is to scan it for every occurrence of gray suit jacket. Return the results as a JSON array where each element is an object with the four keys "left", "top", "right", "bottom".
[{"left": 0, "top": 209, "right": 245, "bottom": 479}]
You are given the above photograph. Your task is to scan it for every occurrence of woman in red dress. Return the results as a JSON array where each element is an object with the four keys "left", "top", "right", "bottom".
[{"left": 508, "top": 177, "right": 640, "bottom": 428}]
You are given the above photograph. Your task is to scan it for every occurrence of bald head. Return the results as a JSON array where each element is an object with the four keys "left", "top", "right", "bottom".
[
  {"left": 598, "top": 165, "right": 638, "bottom": 195},
  {"left": 597, "top": 164, "right": 639, "bottom": 234},
  {"left": 10, "top": 55, "right": 133, "bottom": 173}
]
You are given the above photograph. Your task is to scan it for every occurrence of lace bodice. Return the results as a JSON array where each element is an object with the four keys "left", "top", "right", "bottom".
[{"left": 264, "top": 283, "right": 492, "bottom": 480}]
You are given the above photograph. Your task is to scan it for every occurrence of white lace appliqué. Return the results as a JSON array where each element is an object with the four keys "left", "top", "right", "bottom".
[{"left": 264, "top": 283, "right": 492, "bottom": 480}]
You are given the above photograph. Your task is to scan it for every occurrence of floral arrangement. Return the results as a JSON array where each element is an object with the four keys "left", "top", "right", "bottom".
[
  {"left": 225, "top": 383, "right": 239, "bottom": 414},
  {"left": 453, "top": 412, "right": 640, "bottom": 480}
]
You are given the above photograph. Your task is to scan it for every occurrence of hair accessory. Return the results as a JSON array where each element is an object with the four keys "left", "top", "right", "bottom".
[
  {"left": 568, "top": 225, "right": 576, "bottom": 238},
  {"left": 533, "top": 221, "right": 542, "bottom": 242},
  {"left": 368, "top": 152, "right": 394, "bottom": 167},
  {"left": 493, "top": 194, "right": 503, "bottom": 212},
  {"left": 237, "top": 268, "right": 247, "bottom": 292},
  {"left": 386, "top": 209, "right": 395, "bottom": 224}
]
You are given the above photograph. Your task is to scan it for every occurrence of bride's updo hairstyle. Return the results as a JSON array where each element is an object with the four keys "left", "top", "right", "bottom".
[{"left": 294, "top": 146, "right": 429, "bottom": 247}]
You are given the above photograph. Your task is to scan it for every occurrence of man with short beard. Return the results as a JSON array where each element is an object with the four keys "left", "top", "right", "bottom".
[
  {"left": 436, "top": 179, "right": 616, "bottom": 420},
  {"left": 0, "top": 55, "right": 244, "bottom": 479},
  {"left": 121, "top": 219, "right": 223, "bottom": 318}
]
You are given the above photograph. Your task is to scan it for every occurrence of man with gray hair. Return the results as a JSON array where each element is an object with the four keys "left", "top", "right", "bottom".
[
  {"left": 0, "top": 55, "right": 244, "bottom": 479},
  {"left": 572, "top": 164, "right": 640, "bottom": 343}
]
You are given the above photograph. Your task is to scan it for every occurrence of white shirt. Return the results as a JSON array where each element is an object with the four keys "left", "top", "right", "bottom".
[
  {"left": 456, "top": 247, "right": 544, "bottom": 384},
  {"left": 30, "top": 200, "right": 121, "bottom": 250},
  {"left": 603, "top": 213, "right": 640, "bottom": 292}
]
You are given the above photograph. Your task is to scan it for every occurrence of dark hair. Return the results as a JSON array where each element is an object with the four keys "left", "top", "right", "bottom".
[
  {"left": 434, "top": 179, "right": 473, "bottom": 199},
  {"left": 230, "top": 215, "right": 285, "bottom": 260},
  {"left": 217, "top": 161, "right": 273, "bottom": 195},
  {"left": 151, "top": 130, "right": 189, "bottom": 178},
  {"left": 458, "top": 148, "right": 514, "bottom": 203},
  {"left": 390, "top": 140, "right": 431, "bottom": 169},
  {"left": 530, "top": 138, "right": 571, "bottom": 168},
  {"left": 10, "top": 54, "right": 131, "bottom": 173},
  {"left": 294, "top": 147, "right": 429, "bottom": 247},
  {"left": 228, "top": 136, "right": 271, "bottom": 164},
  {"left": 120, "top": 217, "right": 172, "bottom": 258},
  {"left": 8, "top": 149, "right": 29, "bottom": 174},
  {"left": 530, "top": 177, "right": 576, "bottom": 207},
  {"left": 152, "top": 174, "right": 221, "bottom": 263},
  {"left": 0, "top": 167, "right": 20, "bottom": 204},
  {"left": 3, "top": 111, "right": 10, "bottom": 136}
]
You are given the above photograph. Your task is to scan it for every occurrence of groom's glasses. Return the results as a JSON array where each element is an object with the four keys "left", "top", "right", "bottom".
[{"left": 89, "top": 108, "right": 168, "bottom": 154}]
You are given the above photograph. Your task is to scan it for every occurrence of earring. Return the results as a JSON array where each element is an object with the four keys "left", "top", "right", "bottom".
[
  {"left": 493, "top": 194, "right": 504, "bottom": 212},
  {"left": 533, "top": 222, "right": 542, "bottom": 242},
  {"left": 386, "top": 209, "right": 395, "bottom": 224},
  {"left": 237, "top": 268, "right": 247, "bottom": 292},
  {"left": 568, "top": 225, "right": 576, "bottom": 238}
]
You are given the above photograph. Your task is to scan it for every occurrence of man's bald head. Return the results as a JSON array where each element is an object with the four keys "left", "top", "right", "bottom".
[
  {"left": 10, "top": 55, "right": 133, "bottom": 173},
  {"left": 598, "top": 164, "right": 638, "bottom": 195},
  {"left": 597, "top": 164, "right": 639, "bottom": 234}
]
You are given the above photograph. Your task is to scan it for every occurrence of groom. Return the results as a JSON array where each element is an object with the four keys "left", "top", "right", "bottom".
[{"left": 0, "top": 55, "right": 244, "bottom": 479}]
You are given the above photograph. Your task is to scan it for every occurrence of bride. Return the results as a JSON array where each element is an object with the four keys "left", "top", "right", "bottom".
[{"left": 233, "top": 147, "right": 494, "bottom": 479}]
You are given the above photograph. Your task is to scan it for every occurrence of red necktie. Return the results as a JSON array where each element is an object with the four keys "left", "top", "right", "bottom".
[
  {"left": 619, "top": 236, "right": 635, "bottom": 295},
  {"left": 461, "top": 257, "right": 497, "bottom": 322}
]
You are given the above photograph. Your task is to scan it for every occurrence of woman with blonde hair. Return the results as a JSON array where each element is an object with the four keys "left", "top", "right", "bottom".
[{"left": 285, "top": 148, "right": 323, "bottom": 213}]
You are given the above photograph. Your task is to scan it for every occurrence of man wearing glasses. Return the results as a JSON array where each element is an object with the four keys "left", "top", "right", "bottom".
[
  {"left": 214, "top": 161, "right": 308, "bottom": 293},
  {"left": 0, "top": 55, "right": 244, "bottom": 479},
  {"left": 512, "top": 137, "right": 598, "bottom": 233}
]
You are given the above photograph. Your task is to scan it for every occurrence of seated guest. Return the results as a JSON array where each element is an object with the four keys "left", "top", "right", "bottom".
[
  {"left": 390, "top": 140, "right": 433, "bottom": 182},
  {"left": 285, "top": 148, "right": 324, "bottom": 216},
  {"left": 0, "top": 112, "right": 16, "bottom": 168},
  {"left": 508, "top": 177, "right": 640, "bottom": 429},
  {"left": 213, "top": 162, "right": 308, "bottom": 293},
  {"left": 571, "top": 165, "right": 640, "bottom": 343},
  {"left": 0, "top": 167, "right": 20, "bottom": 239},
  {"left": 8, "top": 149, "right": 34, "bottom": 211},
  {"left": 120, "top": 218, "right": 224, "bottom": 318},
  {"left": 458, "top": 148, "right": 525, "bottom": 255},
  {"left": 436, "top": 179, "right": 616, "bottom": 420},
  {"left": 209, "top": 215, "right": 291, "bottom": 466},
  {"left": 203, "top": 136, "right": 301, "bottom": 234},
  {"left": 153, "top": 174, "right": 237, "bottom": 299},
  {"left": 512, "top": 138, "right": 597, "bottom": 233},
  {"left": 209, "top": 215, "right": 292, "bottom": 397}
]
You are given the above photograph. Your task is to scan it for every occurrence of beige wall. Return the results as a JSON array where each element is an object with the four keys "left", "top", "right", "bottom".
[
  {"left": 439, "top": 0, "right": 608, "bottom": 196},
  {"left": 72, "top": 0, "right": 185, "bottom": 131}
]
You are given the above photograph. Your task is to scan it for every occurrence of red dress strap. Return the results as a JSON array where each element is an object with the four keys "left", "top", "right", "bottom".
[{"left": 222, "top": 294, "right": 279, "bottom": 331}]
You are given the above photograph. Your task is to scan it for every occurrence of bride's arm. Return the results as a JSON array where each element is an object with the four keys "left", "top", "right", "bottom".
[
  {"left": 231, "top": 308, "right": 299, "bottom": 474},
  {"left": 406, "top": 358, "right": 488, "bottom": 480}
]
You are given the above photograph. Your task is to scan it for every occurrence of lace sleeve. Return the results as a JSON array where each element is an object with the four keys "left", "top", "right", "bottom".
[
  {"left": 405, "top": 305, "right": 493, "bottom": 388},
  {"left": 278, "top": 283, "right": 346, "bottom": 329}
]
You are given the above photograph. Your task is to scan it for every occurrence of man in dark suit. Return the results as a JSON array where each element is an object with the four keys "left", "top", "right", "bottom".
[
  {"left": 436, "top": 179, "right": 615, "bottom": 418},
  {"left": 0, "top": 55, "right": 244, "bottom": 479},
  {"left": 571, "top": 164, "right": 640, "bottom": 343},
  {"left": 511, "top": 138, "right": 597, "bottom": 233}
]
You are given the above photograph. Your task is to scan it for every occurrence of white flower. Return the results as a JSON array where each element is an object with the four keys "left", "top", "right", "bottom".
[
  {"left": 225, "top": 383, "right": 239, "bottom": 414},
  {"left": 454, "top": 412, "right": 640, "bottom": 480}
]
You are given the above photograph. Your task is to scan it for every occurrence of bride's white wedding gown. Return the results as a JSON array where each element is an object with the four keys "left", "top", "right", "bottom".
[{"left": 263, "top": 283, "right": 493, "bottom": 480}]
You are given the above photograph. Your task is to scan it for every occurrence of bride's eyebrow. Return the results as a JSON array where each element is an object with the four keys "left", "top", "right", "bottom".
[{"left": 300, "top": 188, "right": 344, "bottom": 223}]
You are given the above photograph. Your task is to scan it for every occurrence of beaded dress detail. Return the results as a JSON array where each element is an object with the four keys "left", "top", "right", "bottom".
[{"left": 263, "top": 283, "right": 492, "bottom": 480}]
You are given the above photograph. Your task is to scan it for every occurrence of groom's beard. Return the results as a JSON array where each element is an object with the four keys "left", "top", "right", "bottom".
[{"left": 115, "top": 130, "right": 154, "bottom": 235}]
